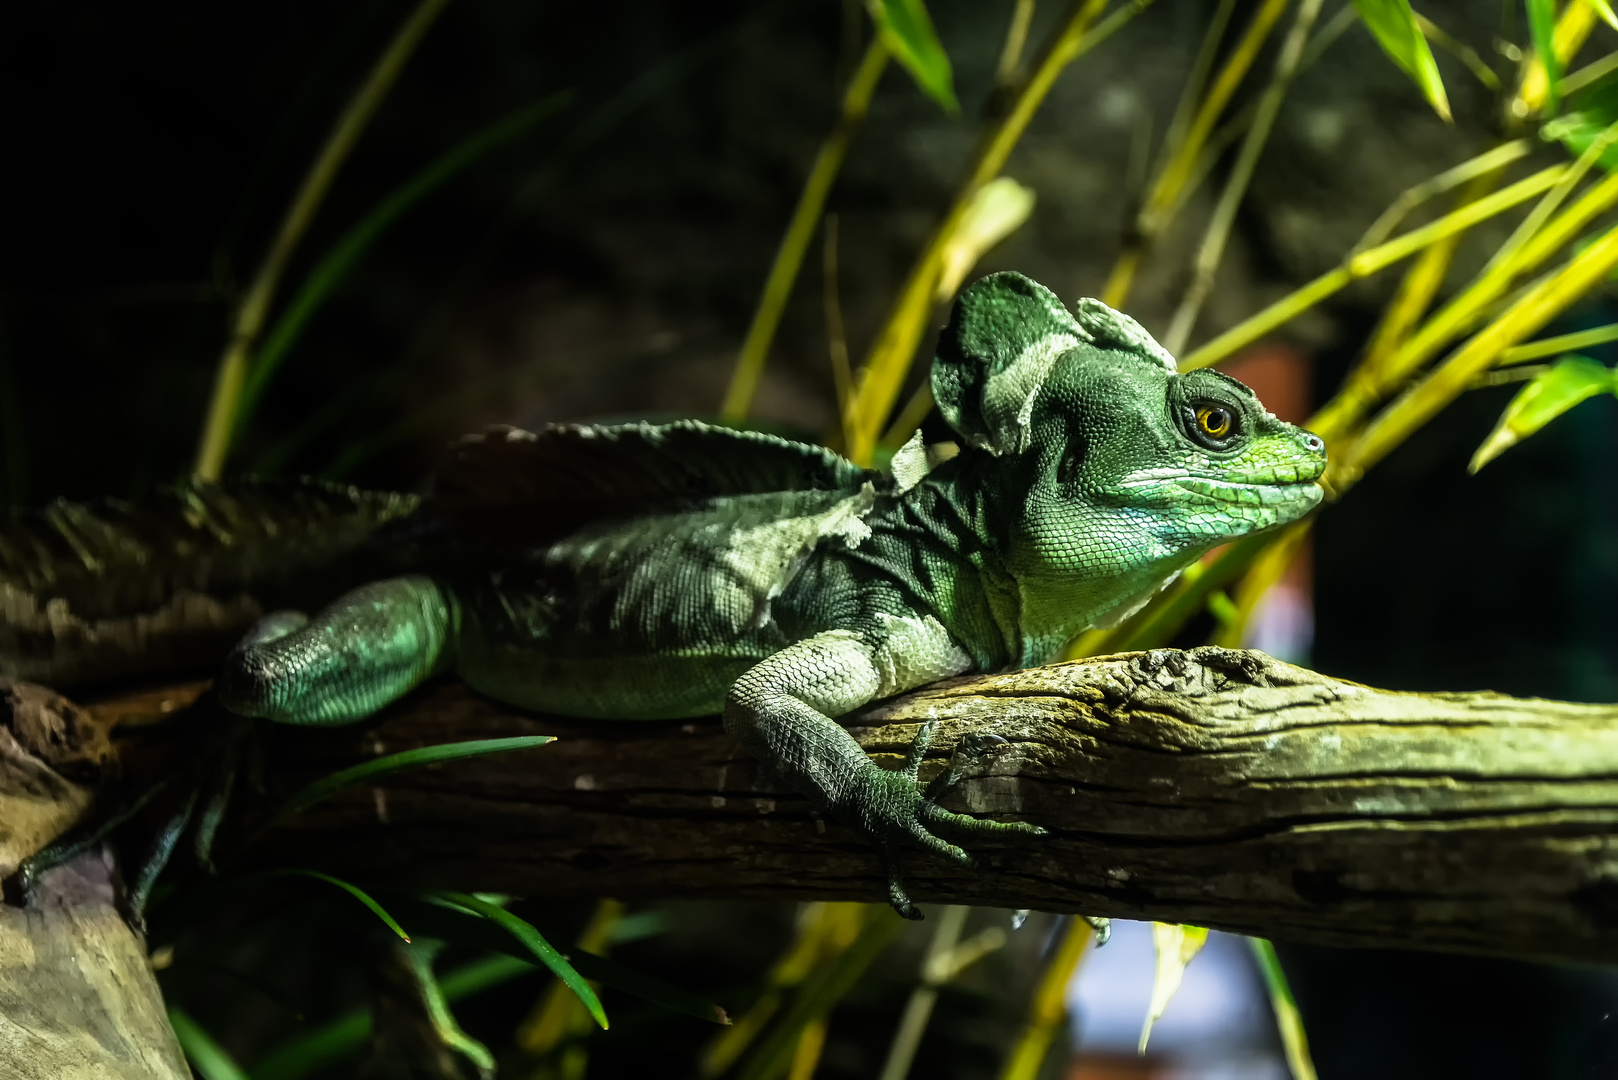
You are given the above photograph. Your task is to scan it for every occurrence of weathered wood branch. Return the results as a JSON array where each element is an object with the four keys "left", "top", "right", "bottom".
[{"left": 232, "top": 647, "right": 1618, "bottom": 965}]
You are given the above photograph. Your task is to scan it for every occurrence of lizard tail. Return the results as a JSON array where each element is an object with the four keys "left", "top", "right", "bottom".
[{"left": 0, "top": 478, "right": 422, "bottom": 689}]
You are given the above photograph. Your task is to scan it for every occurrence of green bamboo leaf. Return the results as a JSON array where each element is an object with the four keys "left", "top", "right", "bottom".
[
  {"left": 426, "top": 891, "right": 608, "bottom": 1030},
  {"left": 1139, "top": 923, "right": 1210, "bottom": 1054},
  {"left": 1470, "top": 354, "right": 1618, "bottom": 471},
  {"left": 1589, "top": 0, "right": 1618, "bottom": 30},
  {"left": 170, "top": 1007, "right": 251, "bottom": 1080},
  {"left": 1528, "top": 0, "right": 1561, "bottom": 114},
  {"left": 568, "top": 949, "right": 730, "bottom": 1025},
  {"left": 267, "top": 736, "right": 552, "bottom": 825},
  {"left": 1351, "top": 0, "right": 1452, "bottom": 120},
  {"left": 866, "top": 0, "right": 958, "bottom": 113},
  {"left": 232, "top": 92, "right": 572, "bottom": 442},
  {"left": 1248, "top": 939, "right": 1318, "bottom": 1080},
  {"left": 268, "top": 868, "right": 411, "bottom": 942}
]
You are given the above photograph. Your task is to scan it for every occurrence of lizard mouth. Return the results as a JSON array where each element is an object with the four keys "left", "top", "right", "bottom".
[{"left": 1116, "top": 463, "right": 1325, "bottom": 511}]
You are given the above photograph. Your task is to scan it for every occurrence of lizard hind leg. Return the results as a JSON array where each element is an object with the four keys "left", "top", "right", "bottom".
[{"left": 217, "top": 574, "right": 457, "bottom": 726}]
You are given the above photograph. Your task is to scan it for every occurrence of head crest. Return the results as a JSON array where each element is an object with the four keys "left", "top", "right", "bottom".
[{"left": 932, "top": 272, "right": 1177, "bottom": 454}]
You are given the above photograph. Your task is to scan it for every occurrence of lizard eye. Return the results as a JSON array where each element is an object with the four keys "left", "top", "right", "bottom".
[
  {"left": 1196, "top": 405, "right": 1233, "bottom": 439},
  {"left": 1180, "top": 399, "right": 1243, "bottom": 451}
]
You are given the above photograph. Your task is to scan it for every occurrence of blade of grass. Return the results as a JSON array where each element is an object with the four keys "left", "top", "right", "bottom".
[
  {"left": 847, "top": 0, "right": 1152, "bottom": 464},
  {"left": 266, "top": 868, "right": 410, "bottom": 942},
  {"left": 514, "top": 898, "right": 621, "bottom": 1056},
  {"left": 1163, "top": 0, "right": 1325, "bottom": 354},
  {"left": 264, "top": 735, "right": 552, "bottom": 827},
  {"left": 997, "top": 917, "right": 1094, "bottom": 1080},
  {"left": 193, "top": 0, "right": 453, "bottom": 480},
  {"left": 1528, "top": 0, "right": 1562, "bottom": 115},
  {"left": 170, "top": 1007, "right": 251, "bottom": 1080},
  {"left": 721, "top": 36, "right": 890, "bottom": 423},
  {"left": 736, "top": 905, "right": 905, "bottom": 1080},
  {"left": 878, "top": 905, "right": 969, "bottom": 1080},
  {"left": 1352, "top": 0, "right": 1452, "bottom": 120},
  {"left": 1249, "top": 939, "right": 1318, "bottom": 1080},
  {"left": 249, "top": 955, "right": 537, "bottom": 1080},
  {"left": 1103, "top": 0, "right": 1289, "bottom": 307},
  {"left": 231, "top": 93, "right": 572, "bottom": 445},
  {"left": 700, "top": 902, "right": 861, "bottom": 1077},
  {"left": 427, "top": 891, "right": 608, "bottom": 1030}
]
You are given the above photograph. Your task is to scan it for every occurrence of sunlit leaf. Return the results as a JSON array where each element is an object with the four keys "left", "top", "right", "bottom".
[
  {"left": 1138, "top": 923, "right": 1209, "bottom": 1054},
  {"left": 267, "top": 868, "right": 410, "bottom": 942},
  {"left": 425, "top": 891, "right": 609, "bottom": 1030},
  {"left": 866, "top": 0, "right": 958, "bottom": 113},
  {"left": 1528, "top": 0, "right": 1562, "bottom": 114},
  {"left": 1470, "top": 353, "right": 1617, "bottom": 471},
  {"left": 1351, "top": 0, "right": 1453, "bottom": 120},
  {"left": 170, "top": 1007, "right": 251, "bottom": 1080},
  {"left": 266, "top": 736, "right": 552, "bottom": 825},
  {"left": 1249, "top": 938, "right": 1318, "bottom": 1080},
  {"left": 1588, "top": 0, "right": 1618, "bottom": 31},
  {"left": 934, "top": 177, "right": 1037, "bottom": 300}
]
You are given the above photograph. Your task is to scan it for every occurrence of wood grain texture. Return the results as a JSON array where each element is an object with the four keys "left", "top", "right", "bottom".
[
  {"left": 0, "top": 851, "right": 188, "bottom": 1080},
  {"left": 237, "top": 647, "right": 1618, "bottom": 964}
]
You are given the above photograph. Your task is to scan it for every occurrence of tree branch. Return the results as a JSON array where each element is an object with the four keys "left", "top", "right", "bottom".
[{"left": 227, "top": 647, "right": 1618, "bottom": 964}]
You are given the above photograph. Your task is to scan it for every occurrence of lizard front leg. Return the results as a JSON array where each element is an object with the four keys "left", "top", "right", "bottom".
[{"left": 724, "top": 627, "right": 1041, "bottom": 919}]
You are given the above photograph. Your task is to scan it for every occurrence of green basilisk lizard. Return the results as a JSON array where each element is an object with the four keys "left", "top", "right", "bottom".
[{"left": 0, "top": 272, "right": 1326, "bottom": 916}]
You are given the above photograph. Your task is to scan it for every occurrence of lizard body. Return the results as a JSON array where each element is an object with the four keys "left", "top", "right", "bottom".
[
  {"left": 0, "top": 273, "right": 1326, "bottom": 915},
  {"left": 212, "top": 272, "right": 1327, "bottom": 914}
]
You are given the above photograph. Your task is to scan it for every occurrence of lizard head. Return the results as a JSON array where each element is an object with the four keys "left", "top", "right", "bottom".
[{"left": 932, "top": 271, "right": 1327, "bottom": 640}]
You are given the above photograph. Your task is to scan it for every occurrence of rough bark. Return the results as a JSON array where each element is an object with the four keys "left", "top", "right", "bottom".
[
  {"left": 0, "top": 850, "right": 189, "bottom": 1080},
  {"left": 226, "top": 647, "right": 1618, "bottom": 966}
]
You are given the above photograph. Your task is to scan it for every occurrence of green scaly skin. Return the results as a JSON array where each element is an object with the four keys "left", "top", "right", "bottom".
[{"left": 217, "top": 272, "right": 1327, "bottom": 917}]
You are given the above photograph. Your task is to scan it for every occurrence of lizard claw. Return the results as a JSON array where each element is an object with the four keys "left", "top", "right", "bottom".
[{"left": 851, "top": 722, "right": 1043, "bottom": 919}]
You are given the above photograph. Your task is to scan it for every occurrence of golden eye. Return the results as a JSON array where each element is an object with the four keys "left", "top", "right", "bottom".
[{"left": 1196, "top": 405, "right": 1233, "bottom": 439}]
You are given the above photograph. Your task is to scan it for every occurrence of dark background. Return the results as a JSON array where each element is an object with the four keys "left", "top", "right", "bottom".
[{"left": 4, "top": 0, "right": 1618, "bottom": 1076}]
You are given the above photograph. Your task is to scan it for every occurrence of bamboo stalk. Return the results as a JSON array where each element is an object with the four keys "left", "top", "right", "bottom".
[
  {"left": 1176, "top": 166, "right": 1568, "bottom": 372},
  {"left": 1102, "top": 0, "right": 1291, "bottom": 307},
  {"left": 845, "top": 0, "right": 1151, "bottom": 464},
  {"left": 192, "top": 0, "right": 454, "bottom": 480},
  {"left": 721, "top": 37, "right": 890, "bottom": 423},
  {"left": 1161, "top": 0, "right": 1324, "bottom": 354},
  {"left": 1338, "top": 220, "right": 1618, "bottom": 483}
]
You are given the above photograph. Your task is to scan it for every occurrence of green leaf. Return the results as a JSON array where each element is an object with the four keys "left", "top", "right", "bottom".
[
  {"left": 363, "top": 895, "right": 726, "bottom": 1024},
  {"left": 232, "top": 92, "right": 572, "bottom": 442},
  {"left": 170, "top": 1007, "right": 251, "bottom": 1080},
  {"left": 267, "top": 869, "right": 411, "bottom": 942},
  {"left": 1589, "top": 0, "right": 1618, "bottom": 30},
  {"left": 866, "top": 0, "right": 958, "bottom": 113},
  {"left": 1352, "top": 0, "right": 1453, "bottom": 120},
  {"left": 250, "top": 955, "right": 536, "bottom": 1080},
  {"left": 1528, "top": 0, "right": 1562, "bottom": 114},
  {"left": 1470, "top": 354, "right": 1618, "bottom": 471},
  {"left": 426, "top": 891, "right": 608, "bottom": 1030},
  {"left": 1139, "top": 923, "right": 1210, "bottom": 1054},
  {"left": 266, "top": 736, "right": 552, "bottom": 826},
  {"left": 1249, "top": 939, "right": 1318, "bottom": 1080}
]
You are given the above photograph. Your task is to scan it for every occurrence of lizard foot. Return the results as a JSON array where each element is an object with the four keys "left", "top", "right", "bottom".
[{"left": 854, "top": 721, "right": 1044, "bottom": 920}]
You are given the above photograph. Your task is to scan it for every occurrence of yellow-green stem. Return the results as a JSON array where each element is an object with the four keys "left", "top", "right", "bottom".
[
  {"left": 1340, "top": 220, "right": 1618, "bottom": 482},
  {"left": 847, "top": 0, "right": 1143, "bottom": 464},
  {"left": 1163, "top": 0, "right": 1323, "bottom": 354},
  {"left": 996, "top": 918, "right": 1093, "bottom": 1080},
  {"left": 721, "top": 38, "right": 890, "bottom": 423},
  {"left": 1177, "top": 165, "right": 1567, "bottom": 372},
  {"left": 1499, "top": 321, "right": 1618, "bottom": 364},
  {"left": 192, "top": 0, "right": 454, "bottom": 479},
  {"left": 1102, "top": 0, "right": 1290, "bottom": 307}
]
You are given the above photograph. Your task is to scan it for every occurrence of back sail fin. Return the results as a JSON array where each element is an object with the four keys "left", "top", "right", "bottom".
[{"left": 0, "top": 478, "right": 420, "bottom": 688}]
